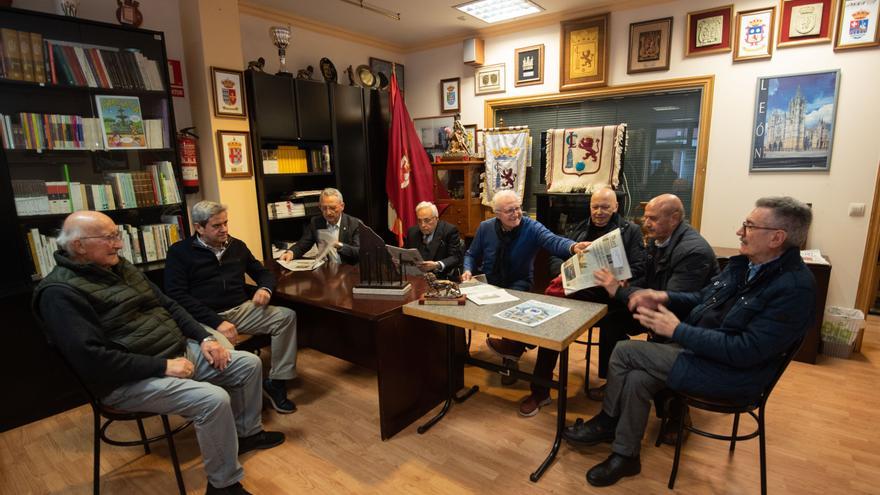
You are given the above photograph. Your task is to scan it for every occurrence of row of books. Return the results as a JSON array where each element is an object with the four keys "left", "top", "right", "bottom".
[
  {"left": 0, "top": 28, "right": 165, "bottom": 91},
  {"left": 261, "top": 145, "right": 331, "bottom": 174},
  {"left": 26, "top": 221, "right": 182, "bottom": 278},
  {"left": 267, "top": 201, "right": 307, "bottom": 220},
  {"left": 0, "top": 112, "right": 166, "bottom": 150},
  {"left": 12, "top": 162, "right": 181, "bottom": 216}
]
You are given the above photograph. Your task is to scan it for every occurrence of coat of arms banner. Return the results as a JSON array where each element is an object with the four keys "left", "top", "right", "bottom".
[
  {"left": 481, "top": 129, "right": 531, "bottom": 206},
  {"left": 544, "top": 124, "right": 626, "bottom": 193}
]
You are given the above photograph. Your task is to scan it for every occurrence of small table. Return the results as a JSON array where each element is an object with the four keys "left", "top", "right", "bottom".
[{"left": 403, "top": 289, "right": 606, "bottom": 482}]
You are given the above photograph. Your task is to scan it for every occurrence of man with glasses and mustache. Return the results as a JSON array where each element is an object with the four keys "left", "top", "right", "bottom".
[
  {"left": 404, "top": 201, "right": 463, "bottom": 280},
  {"left": 284, "top": 187, "right": 361, "bottom": 264},
  {"left": 563, "top": 197, "right": 815, "bottom": 488},
  {"left": 34, "top": 211, "right": 283, "bottom": 495}
]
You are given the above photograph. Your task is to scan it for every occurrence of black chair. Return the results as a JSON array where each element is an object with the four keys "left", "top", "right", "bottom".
[
  {"left": 48, "top": 345, "right": 191, "bottom": 495},
  {"left": 655, "top": 337, "right": 804, "bottom": 494},
  {"left": 573, "top": 326, "right": 599, "bottom": 394}
]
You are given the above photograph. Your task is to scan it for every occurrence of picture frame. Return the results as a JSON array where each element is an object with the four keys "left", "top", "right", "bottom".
[
  {"left": 216, "top": 130, "right": 253, "bottom": 178},
  {"left": 210, "top": 67, "right": 247, "bottom": 119},
  {"left": 834, "top": 0, "right": 880, "bottom": 50},
  {"left": 413, "top": 115, "right": 455, "bottom": 150},
  {"left": 370, "top": 57, "right": 405, "bottom": 91},
  {"left": 475, "top": 63, "right": 506, "bottom": 95},
  {"left": 734, "top": 7, "right": 776, "bottom": 61},
  {"left": 440, "top": 77, "right": 461, "bottom": 113},
  {"left": 627, "top": 17, "right": 673, "bottom": 73},
  {"left": 777, "top": 0, "right": 835, "bottom": 48},
  {"left": 95, "top": 95, "right": 146, "bottom": 149},
  {"left": 749, "top": 69, "right": 840, "bottom": 172},
  {"left": 463, "top": 124, "right": 477, "bottom": 154},
  {"left": 514, "top": 44, "right": 544, "bottom": 86},
  {"left": 560, "top": 13, "right": 609, "bottom": 91},
  {"left": 685, "top": 4, "right": 734, "bottom": 56}
]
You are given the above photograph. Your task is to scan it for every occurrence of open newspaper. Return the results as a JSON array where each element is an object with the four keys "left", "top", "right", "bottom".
[
  {"left": 560, "top": 228, "right": 631, "bottom": 296},
  {"left": 386, "top": 245, "right": 425, "bottom": 276},
  {"left": 276, "top": 229, "right": 336, "bottom": 271}
]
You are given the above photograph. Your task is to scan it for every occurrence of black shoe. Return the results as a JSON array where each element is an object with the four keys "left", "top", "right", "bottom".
[
  {"left": 563, "top": 416, "right": 615, "bottom": 446},
  {"left": 660, "top": 406, "right": 692, "bottom": 445},
  {"left": 587, "top": 453, "right": 641, "bottom": 487},
  {"left": 205, "top": 481, "right": 253, "bottom": 494},
  {"left": 238, "top": 430, "right": 285, "bottom": 455},
  {"left": 500, "top": 358, "right": 519, "bottom": 386},
  {"left": 263, "top": 378, "right": 297, "bottom": 414},
  {"left": 587, "top": 383, "right": 607, "bottom": 402}
]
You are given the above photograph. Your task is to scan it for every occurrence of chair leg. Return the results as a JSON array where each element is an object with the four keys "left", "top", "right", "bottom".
[
  {"left": 136, "top": 418, "right": 151, "bottom": 455},
  {"left": 161, "top": 415, "right": 187, "bottom": 495},
  {"left": 584, "top": 327, "right": 594, "bottom": 393},
  {"left": 730, "top": 412, "right": 741, "bottom": 453},
  {"left": 93, "top": 411, "right": 101, "bottom": 495},
  {"left": 667, "top": 400, "right": 687, "bottom": 489},
  {"left": 759, "top": 408, "right": 767, "bottom": 495},
  {"left": 655, "top": 416, "right": 668, "bottom": 447}
]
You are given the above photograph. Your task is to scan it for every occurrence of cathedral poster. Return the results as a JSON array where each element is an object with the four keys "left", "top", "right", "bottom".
[{"left": 750, "top": 70, "right": 840, "bottom": 172}]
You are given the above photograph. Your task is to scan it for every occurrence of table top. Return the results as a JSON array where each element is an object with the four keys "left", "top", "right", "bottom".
[
  {"left": 270, "top": 262, "right": 428, "bottom": 321},
  {"left": 403, "top": 287, "right": 607, "bottom": 352}
]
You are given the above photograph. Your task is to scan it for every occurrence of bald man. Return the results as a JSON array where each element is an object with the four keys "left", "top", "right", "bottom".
[{"left": 33, "top": 211, "right": 283, "bottom": 495}]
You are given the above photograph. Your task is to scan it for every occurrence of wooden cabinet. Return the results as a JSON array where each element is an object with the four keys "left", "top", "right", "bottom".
[{"left": 431, "top": 160, "right": 485, "bottom": 237}]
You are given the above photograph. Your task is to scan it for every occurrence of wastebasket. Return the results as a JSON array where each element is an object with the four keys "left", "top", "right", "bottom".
[{"left": 820, "top": 306, "right": 865, "bottom": 359}]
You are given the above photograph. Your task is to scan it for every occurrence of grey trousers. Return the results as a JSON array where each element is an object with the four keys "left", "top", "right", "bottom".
[
  {"left": 603, "top": 340, "right": 684, "bottom": 457},
  {"left": 207, "top": 301, "right": 298, "bottom": 381},
  {"left": 102, "top": 340, "right": 263, "bottom": 488}
]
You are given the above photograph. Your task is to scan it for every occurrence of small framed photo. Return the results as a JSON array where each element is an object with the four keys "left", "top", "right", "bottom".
[
  {"left": 463, "top": 124, "right": 477, "bottom": 153},
  {"left": 777, "top": 0, "right": 835, "bottom": 48},
  {"left": 627, "top": 17, "right": 673, "bottom": 74},
  {"left": 734, "top": 7, "right": 776, "bottom": 61},
  {"left": 514, "top": 44, "right": 544, "bottom": 86},
  {"left": 686, "top": 4, "right": 734, "bottom": 56},
  {"left": 370, "top": 57, "right": 405, "bottom": 90},
  {"left": 440, "top": 77, "right": 461, "bottom": 113},
  {"left": 834, "top": 0, "right": 880, "bottom": 50},
  {"left": 216, "top": 130, "right": 253, "bottom": 178},
  {"left": 475, "top": 63, "right": 506, "bottom": 95},
  {"left": 749, "top": 69, "right": 840, "bottom": 172},
  {"left": 95, "top": 95, "right": 146, "bottom": 149},
  {"left": 211, "top": 67, "right": 247, "bottom": 118},
  {"left": 560, "top": 13, "right": 609, "bottom": 91}
]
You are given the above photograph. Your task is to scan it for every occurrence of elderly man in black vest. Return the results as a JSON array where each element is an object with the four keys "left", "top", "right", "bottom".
[
  {"left": 34, "top": 211, "right": 283, "bottom": 495},
  {"left": 403, "top": 201, "right": 463, "bottom": 280}
]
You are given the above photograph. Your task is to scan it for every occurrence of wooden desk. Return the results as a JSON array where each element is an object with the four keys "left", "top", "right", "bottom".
[
  {"left": 403, "top": 288, "right": 607, "bottom": 482},
  {"left": 271, "top": 263, "right": 464, "bottom": 440},
  {"left": 713, "top": 247, "right": 831, "bottom": 364}
]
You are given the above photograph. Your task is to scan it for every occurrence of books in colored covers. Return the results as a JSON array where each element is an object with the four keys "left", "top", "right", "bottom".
[{"left": 95, "top": 95, "right": 147, "bottom": 149}]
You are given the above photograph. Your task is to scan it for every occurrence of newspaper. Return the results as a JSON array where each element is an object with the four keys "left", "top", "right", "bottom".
[
  {"left": 386, "top": 245, "right": 425, "bottom": 275},
  {"left": 459, "top": 282, "right": 519, "bottom": 305},
  {"left": 800, "top": 249, "right": 829, "bottom": 265},
  {"left": 494, "top": 299, "right": 570, "bottom": 327},
  {"left": 560, "top": 228, "right": 631, "bottom": 296},
  {"left": 276, "top": 238, "right": 334, "bottom": 271}
]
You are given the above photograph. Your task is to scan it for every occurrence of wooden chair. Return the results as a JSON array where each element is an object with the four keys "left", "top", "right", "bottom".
[{"left": 655, "top": 337, "right": 805, "bottom": 494}]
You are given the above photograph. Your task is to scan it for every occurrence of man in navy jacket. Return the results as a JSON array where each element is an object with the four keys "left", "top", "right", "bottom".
[
  {"left": 563, "top": 196, "right": 816, "bottom": 487},
  {"left": 165, "top": 201, "right": 298, "bottom": 414}
]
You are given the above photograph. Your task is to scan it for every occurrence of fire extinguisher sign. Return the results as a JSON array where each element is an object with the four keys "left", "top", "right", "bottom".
[{"left": 168, "top": 59, "right": 185, "bottom": 97}]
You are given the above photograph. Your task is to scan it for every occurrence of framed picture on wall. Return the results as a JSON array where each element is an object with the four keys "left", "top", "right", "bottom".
[
  {"left": 210, "top": 67, "right": 247, "bottom": 118},
  {"left": 560, "top": 13, "right": 609, "bottom": 90},
  {"left": 370, "top": 57, "right": 405, "bottom": 90},
  {"left": 440, "top": 77, "right": 460, "bottom": 113},
  {"left": 514, "top": 44, "right": 544, "bottom": 86},
  {"left": 413, "top": 115, "right": 455, "bottom": 150},
  {"left": 463, "top": 124, "right": 477, "bottom": 153},
  {"left": 216, "top": 130, "right": 253, "bottom": 178},
  {"left": 734, "top": 7, "right": 776, "bottom": 61},
  {"left": 749, "top": 70, "right": 840, "bottom": 172},
  {"left": 475, "top": 63, "right": 506, "bottom": 95},
  {"left": 685, "top": 5, "right": 734, "bottom": 56},
  {"left": 777, "top": 0, "right": 835, "bottom": 48},
  {"left": 834, "top": 0, "right": 880, "bottom": 50},
  {"left": 627, "top": 17, "right": 673, "bottom": 73}
]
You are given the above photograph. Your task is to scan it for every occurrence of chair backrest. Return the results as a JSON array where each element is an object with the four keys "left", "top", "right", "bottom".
[{"left": 758, "top": 335, "right": 806, "bottom": 405}]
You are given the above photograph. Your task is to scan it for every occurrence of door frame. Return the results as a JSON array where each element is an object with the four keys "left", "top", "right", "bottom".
[{"left": 855, "top": 162, "right": 880, "bottom": 314}]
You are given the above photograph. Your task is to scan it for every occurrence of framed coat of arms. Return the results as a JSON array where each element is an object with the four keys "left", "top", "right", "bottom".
[
  {"left": 217, "top": 130, "right": 253, "bottom": 178},
  {"left": 211, "top": 67, "right": 247, "bottom": 118}
]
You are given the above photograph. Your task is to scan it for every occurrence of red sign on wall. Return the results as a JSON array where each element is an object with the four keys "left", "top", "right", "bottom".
[{"left": 168, "top": 59, "right": 185, "bottom": 97}]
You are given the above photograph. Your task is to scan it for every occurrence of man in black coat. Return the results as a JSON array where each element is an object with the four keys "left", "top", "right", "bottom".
[
  {"left": 403, "top": 201, "right": 463, "bottom": 280},
  {"left": 285, "top": 188, "right": 361, "bottom": 264}
]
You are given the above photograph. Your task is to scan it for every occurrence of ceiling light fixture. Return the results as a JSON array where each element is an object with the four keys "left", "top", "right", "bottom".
[
  {"left": 338, "top": 0, "right": 401, "bottom": 21},
  {"left": 653, "top": 106, "right": 681, "bottom": 111},
  {"left": 454, "top": 0, "right": 543, "bottom": 24}
]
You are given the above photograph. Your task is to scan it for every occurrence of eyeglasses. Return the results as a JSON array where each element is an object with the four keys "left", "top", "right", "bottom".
[
  {"left": 80, "top": 232, "right": 123, "bottom": 242},
  {"left": 741, "top": 222, "right": 784, "bottom": 234},
  {"left": 417, "top": 217, "right": 438, "bottom": 224},
  {"left": 495, "top": 205, "right": 522, "bottom": 215}
]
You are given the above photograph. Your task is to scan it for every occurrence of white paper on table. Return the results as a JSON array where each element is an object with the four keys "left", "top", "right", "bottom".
[
  {"left": 494, "top": 299, "right": 571, "bottom": 327},
  {"left": 277, "top": 258, "right": 325, "bottom": 271},
  {"left": 467, "top": 289, "right": 519, "bottom": 305},
  {"left": 800, "top": 249, "right": 829, "bottom": 265}
]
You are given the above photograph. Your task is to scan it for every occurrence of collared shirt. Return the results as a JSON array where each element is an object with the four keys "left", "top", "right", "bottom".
[
  {"left": 654, "top": 236, "right": 672, "bottom": 248},
  {"left": 747, "top": 255, "right": 782, "bottom": 282},
  {"left": 195, "top": 235, "right": 228, "bottom": 260},
  {"left": 326, "top": 221, "right": 342, "bottom": 263},
  {"left": 421, "top": 230, "right": 444, "bottom": 272}
]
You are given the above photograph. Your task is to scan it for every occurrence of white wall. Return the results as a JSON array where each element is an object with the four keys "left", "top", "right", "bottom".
[{"left": 406, "top": 0, "right": 880, "bottom": 308}]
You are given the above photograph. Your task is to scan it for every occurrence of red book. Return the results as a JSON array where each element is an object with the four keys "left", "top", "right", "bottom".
[{"left": 61, "top": 44, "right": 86, "bottom": 86}]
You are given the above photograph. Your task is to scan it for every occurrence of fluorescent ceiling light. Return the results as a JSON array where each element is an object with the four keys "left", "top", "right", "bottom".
[
  {"left": 455, "top": 0, "right": 544, "bottom": 24},
  {"left": 653, "top": 106, "right": 680, "bottom": 111}
]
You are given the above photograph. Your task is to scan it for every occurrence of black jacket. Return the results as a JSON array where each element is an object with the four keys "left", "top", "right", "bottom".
[
  {"left": 291, "top": 213, "right": 361, "bottom": 264},
  {"left": 404, "top": 220, "right": 464, "bottom": 279},
  {"left": 548, "top": 212, "right": 646, "bottom": 281},
  {"left": 164, "top": 235, "right": 276, "bottom": 329}
]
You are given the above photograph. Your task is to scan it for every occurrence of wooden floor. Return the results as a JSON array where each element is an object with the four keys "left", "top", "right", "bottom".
[{"left": 3, "top": 318, "right": 879, "bottom": 494}]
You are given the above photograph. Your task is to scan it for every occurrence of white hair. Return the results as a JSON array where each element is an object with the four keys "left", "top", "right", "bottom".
[
  {"left": 492, "top": 190, "right": 520, "bottom": 211},
  {"left": 415, "top": 201, "right": 438, "bottom": 217},
  {"left": 321, "top": 187, "right": 344, "bottom": 203}
]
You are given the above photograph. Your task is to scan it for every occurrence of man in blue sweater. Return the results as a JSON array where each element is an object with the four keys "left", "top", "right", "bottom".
[
  {"left": 165, "top": 201, "right": 298, "bottom": 414},
  {"left": 562, "top": 197, "right": 816, "bottom": 487}
]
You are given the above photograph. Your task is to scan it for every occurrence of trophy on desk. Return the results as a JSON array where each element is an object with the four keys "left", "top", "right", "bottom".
[{"left": 269, "top": 25, "right": 292, "bottom": 76}]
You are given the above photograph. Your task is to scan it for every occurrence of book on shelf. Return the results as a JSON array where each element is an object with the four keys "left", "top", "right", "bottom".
[
  {"left": 267, "top": 200, "right": 306, "bottom": 220},
  {"left": 0, "top": 111, "right": 165, "bottom": 151},
  {"left": 291, "top": 190, "right": 323, "bottom": 198}
]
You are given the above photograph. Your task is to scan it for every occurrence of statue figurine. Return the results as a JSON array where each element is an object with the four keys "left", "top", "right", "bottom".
[
  {"left": 296, "top": 65, "right": 314, "bottom": 80},
  {"left": 247, "top": 57, "right": 266, "bottom": 72},
  {"left": 345, "top": 65, "right": 356, "bottom": 86},
  {"left": 445, "top": 113, "right": 471, "bottom": 157},
  {"left": 423, "top": 272, "right": 462, "bottom": 299}
]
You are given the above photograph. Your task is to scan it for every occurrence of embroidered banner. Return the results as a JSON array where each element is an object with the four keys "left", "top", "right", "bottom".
[
  {"left": 545, "top": 124, "right": 626, "bottom": 193},
  {"left": 481, "top": 129, "right": 531, "bottom": 206}
]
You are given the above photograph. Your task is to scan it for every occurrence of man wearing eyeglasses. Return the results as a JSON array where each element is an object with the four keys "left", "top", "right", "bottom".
[
  {"left": 563, "top": 197, "right": 815, "bottom": 487},
  {"left": 404, "top": 201, "right": 463, "bottom": 280},
  {"left": 284, "top": 187, "right": 361, "bottom": 264},
  {"left": 34, "top": 211, "right": 283, "bottom": 495}
]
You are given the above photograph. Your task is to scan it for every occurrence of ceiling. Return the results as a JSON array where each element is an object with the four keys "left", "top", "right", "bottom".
[{"left": 242, "top": 0, "right": 606, "bottom": 48}]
